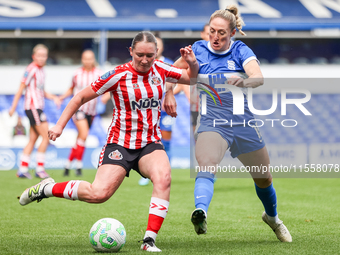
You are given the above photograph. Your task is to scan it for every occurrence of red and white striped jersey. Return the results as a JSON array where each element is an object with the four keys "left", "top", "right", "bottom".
[
  {"left": 91, "top": 60, "right": 182, "bottom": 149},
  {"left": 71, "top": 67, "right": 102, "bottom": 116},
  {"left": 22, "top": 62, "right": 45, "bottom": 110}
]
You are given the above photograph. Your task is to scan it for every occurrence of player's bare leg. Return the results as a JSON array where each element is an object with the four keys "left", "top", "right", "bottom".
[
  {"left": 64, "top": 119, "right": 89, "bottom": 176},
  {"left": 77, "top": 165, "right": 126, "bottom": 203},
  {"left": 238, "top": 147, "right": 292, "bottom": 242},
  {"left": 19, "top": 164, "right": 126, "bottom": 205},
  {"left": 192, "top": 132, "right": 228, "bottom": 234},
  {"left": 34, "top": 122, "right": 50, "bottom": 178},
  {"left": 138, "top": 150, "right": 171, "bottom": 252},
  {"left": 23, "top": 126, "right": 39, "bottom": 155},
  {"left": 17, "top": 126, "right": 39, "bottom": 179},
  {"left": 139, "top": 130, "right": 172, "bottom": 187}
]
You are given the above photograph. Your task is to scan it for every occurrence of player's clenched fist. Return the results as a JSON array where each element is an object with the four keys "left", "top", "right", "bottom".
[{"left": 48, "top": 125, "right": 63, "bottom": 141}]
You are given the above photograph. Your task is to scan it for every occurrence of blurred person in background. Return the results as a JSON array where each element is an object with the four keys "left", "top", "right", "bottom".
[
  {"left": 13, "top": 116, "right": 26, "bottom": 136},
  {"left": 19, "top": 31, "right": 198, "bottom": 252},
  {"left": 9, "top": 44, "right": 60, "bottom": 179},
  {"left": 59, "top": 49, "right": 102, "bottom": 177},
  {"left": 200, "top": 23, "right": 210, "bottom": 41}
]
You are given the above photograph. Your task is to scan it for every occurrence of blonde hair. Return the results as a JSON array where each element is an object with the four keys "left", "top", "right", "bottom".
[
  {"left": 32, "top": 44, "right": 48, "bottom": 54},
  {"left": 209, "top": 4, "right": 246, "bottom": 36}
]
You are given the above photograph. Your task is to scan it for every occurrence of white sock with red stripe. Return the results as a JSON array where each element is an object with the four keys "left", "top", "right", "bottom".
[
  {"left": 44, "top": 180, "right": 82, "bottom": 200},
  {"left": 75, "top": 138, "right": 85, "bottom": 162},
  {"left": 36, "top": 152, "right": 45, "bottom": 173},
  {"left": 144, "top": 197, "right": 169, "bottom": 241},
  {"left": 75, "top": 160, "right": 83, "bottom": 170},
  {"left": 19, "top": 154, "right": 30, "bottom": 173}
]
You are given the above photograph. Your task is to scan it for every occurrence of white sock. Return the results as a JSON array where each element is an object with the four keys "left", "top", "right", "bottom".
[
  {"left": 267, "top": 214, "right": 279, "bottom": 224},
  {"left": 65, "top": 159, "right": 72, "bottom": 169},
  {"left": 19, "top": 154, "right": 30, "bottom": 173},
  {"left": 62, "top": 180, "right": 82, "bottom": 200},
  {"left": 36, "top": 152, "right": 45, "bottom": 173},
  {"left": 43, "top": 183, "right": 55, "bottom": 197},
  {"left": 75, "top": 160, "right": 83, "bottom": 169},
  {"left": 44, "top": 180, "right": 82, "bottom": 200},
  {"left": 143, "top": 197, "right": 169, "bottom": 241},
  {"left": 144, "top": 230, "right": 157, "bottom": 241}
]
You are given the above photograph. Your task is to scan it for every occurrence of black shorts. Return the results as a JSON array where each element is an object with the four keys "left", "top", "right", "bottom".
[
  {"left": 72, "top": 110, "right": 95, "bottom": 128},
  {"left": 191, "top": 111, "right": 199, "bottom": 126},
  {"left": 25, "top": 109, "right": 47, "bottom": 126},
  {"left": 98, "top": 141, "right": 165, "bottom": 177}
]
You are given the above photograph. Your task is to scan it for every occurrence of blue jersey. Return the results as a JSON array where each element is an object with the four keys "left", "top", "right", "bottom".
[
  {"left": 159, "top": 56, "right": 174, "bottom": 65},
  {"left": 192, "top": 40, "right": 258, "bottom": 125},
  {"left": 193, "top": 40, "right": 265, "bottom": 158}
]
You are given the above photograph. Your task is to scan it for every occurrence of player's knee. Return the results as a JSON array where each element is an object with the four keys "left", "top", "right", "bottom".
[
  {"left": 255, "top": 176, "right": 273, "bottom": 188},
  {"left": 90, "top": 189, "right": 112, "bottom": 203},
  {"left": 196, "top": 154, "right": 220, "bottom": 168},
  {"left": 152, "top": 171, "right": 171, "bottom": 191},
  {"left": 41, "top": 136, "right": 49, "bottom": 143},
  {"left": 79, "top": 132, "right": 88, "bottom": 141}
]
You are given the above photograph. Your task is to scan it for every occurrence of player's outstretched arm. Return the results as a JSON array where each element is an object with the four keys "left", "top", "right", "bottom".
[
  {"left": 9, "top": 82, "right": 26, "bottom": 117},
  {"left": 228, "top": 60, "right": 264, "bottom": 88},
  {"left": 59, "top": 87, "right": 73, "bottom": 101},
  {"left": 45, "top": 91, "right": 62, "bottom": 108},
  {"left": 177, "top": 45, "right": 199, "bottom": 85},
  {"left": 100, "top": 91, "right": 111, "bottom": 104},
  {"left": 48, "top": 86, "right": 98, "bottom": 141},
  {"left": 163, "top": 82, "right": 177, "bottom": 118}
]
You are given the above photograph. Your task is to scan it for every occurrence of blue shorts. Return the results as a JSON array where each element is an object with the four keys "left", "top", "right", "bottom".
[
  {"left": 197, "top": 124, "right": 265, "bottom": 158},
  {"left": 159, "top": 110, "right": 174, "bottom": 132}
]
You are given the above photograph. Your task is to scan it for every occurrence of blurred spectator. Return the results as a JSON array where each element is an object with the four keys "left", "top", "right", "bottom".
[
  {"left": 9, "top": 44, "right": 60, "bottom": 179},
  {"left": 59, "top": 49, "right": 102, "bottom": 177},
  {"left": 13, "top": 116, "right": 26, "bottom": 136}
]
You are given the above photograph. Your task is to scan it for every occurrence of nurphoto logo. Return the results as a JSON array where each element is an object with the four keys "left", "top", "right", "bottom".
[{"left": 198, "top": 78, "right": 312, "bottom": 128}]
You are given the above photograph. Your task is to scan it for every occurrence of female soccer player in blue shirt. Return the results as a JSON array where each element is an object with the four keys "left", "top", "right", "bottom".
[{"left": 168, "top": 5, "right": 292, "bottom": 242}]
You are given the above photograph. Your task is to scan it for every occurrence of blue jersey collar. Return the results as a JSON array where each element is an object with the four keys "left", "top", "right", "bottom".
[{"left": 207, "top": 40, "right": 234, "bottom": 55}]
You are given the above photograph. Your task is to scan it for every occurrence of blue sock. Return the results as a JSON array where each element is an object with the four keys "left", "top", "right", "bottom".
[
  {"left": 161, "top": 139, "right": 171, "bottom": 160},
  {"left": 255, "top": 183, "right": 277, "bottom": 217},
  {"left": 194, "top": 172, "right": 215, "bottom": 213}
]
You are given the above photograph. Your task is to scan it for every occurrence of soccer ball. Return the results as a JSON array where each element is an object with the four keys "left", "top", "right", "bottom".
[{"left": 89, "top": 218, "right": 126, "bottom": 252}]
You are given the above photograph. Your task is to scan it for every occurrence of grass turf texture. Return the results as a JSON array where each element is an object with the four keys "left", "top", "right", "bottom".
[{"left": 0, "top": 169, "right": 339, "bottom": 255}]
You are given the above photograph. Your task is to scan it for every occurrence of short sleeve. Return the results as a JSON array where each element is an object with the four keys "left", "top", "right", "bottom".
[
  {"left": 192, "top": 41, "right": 199, "bottom": 55},
  {"left": 238, "top": 43, "right": 259, "bottom": 67},
  {"left": 91, "top": 69, "right": 120, "bottom": 95},
  {"left": 21, "top": 68, "right": 35, "bottom": 86},
  {"left": 165, "top": 65, "right": 182, "bottom": 83}
]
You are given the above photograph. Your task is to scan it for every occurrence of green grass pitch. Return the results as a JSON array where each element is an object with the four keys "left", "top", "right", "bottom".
[{"left": 1, "top": 169, "right": 340, "bottom": 254}]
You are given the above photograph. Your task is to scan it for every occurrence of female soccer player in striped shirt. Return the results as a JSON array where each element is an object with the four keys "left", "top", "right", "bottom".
[
  {"left": 9, "top": 44, "right": 60, "bottom": 179},
  {"left": 59, "top": 49, "right": 102, "bottom": 177},
  {"left": 19, "top": 31, "right": 198, "bottom": 252}
]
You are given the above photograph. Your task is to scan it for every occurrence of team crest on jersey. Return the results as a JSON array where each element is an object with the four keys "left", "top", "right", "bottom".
[
  {"left": 23, "top": 71, "right": 29, "bottom": 78},
  {"left": 108, "top": 150, "right": 123, "bottom": 160},
  {"left": 150, "top": 76, "right": 162, "bottom": 86},
  {"left": 227, "top": 60, "right": 236, "bottom": 70},
  {"left": 133, "top": 83, "right": 139, "bottom": 89},
  {"left": 101, "top": 70, "right": 115, "bottom": 80}
]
